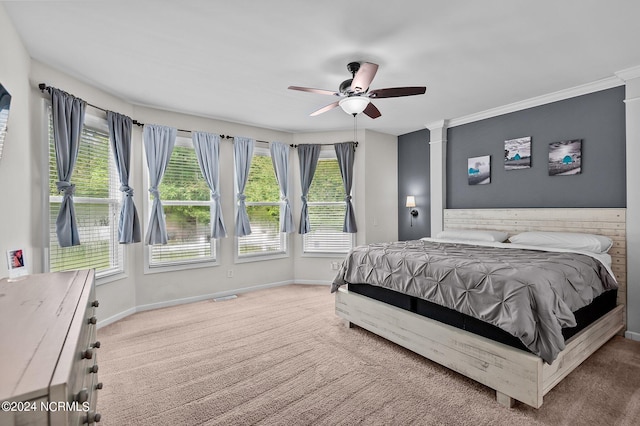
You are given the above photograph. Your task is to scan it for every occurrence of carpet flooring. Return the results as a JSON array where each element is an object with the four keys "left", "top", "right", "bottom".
[{"left": 97, "top": 284, "right": 640, "bottom": 425}]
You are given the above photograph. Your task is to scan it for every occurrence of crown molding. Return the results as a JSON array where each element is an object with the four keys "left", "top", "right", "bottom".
[
  {"left": 425, "top": 119, "right": 448, "bottom": 131},
  {"left": 425, "top": 119, "right": 448, "bottom": 143},
  {"left": 448, "top": 76, "right": 624, "bottom": 128},
  {"left": 615, "top": 65, "right": 640, "bottom": 82}
]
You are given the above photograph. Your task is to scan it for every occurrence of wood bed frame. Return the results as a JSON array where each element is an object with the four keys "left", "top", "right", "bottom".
[{"left": 335, "top": 208, "right": 626, "bottom": 409}]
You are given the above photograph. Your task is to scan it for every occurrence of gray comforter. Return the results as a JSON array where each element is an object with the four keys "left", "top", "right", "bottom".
[{"left": 331, "top": 240, "right": 617, "bottom": 364}]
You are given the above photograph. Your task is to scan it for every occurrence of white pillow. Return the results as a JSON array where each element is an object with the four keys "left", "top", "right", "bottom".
[
  {"left": 435, "top": 229, "right": 509, "bottom": 243},
  {"left": 508, "top": 231, "right": 613, "bottom": 253}
]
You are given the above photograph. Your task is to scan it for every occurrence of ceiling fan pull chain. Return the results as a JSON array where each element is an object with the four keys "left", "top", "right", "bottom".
[{"left": 353, "top": 114, "right": 357, "bottom": 143}]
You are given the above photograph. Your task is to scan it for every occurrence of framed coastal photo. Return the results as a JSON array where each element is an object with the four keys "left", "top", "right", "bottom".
[
  {"left": 6, "top": 248, "right": 28, "bottom": 281},
  {"left": 549, "top": 139, "right": 582, "bottom": 176},
  {"left": 504, "top": 136, "right": 531, "bottom": 170},
  {"left": 468, "top": 155, "right": 491, "bottom": 185}
]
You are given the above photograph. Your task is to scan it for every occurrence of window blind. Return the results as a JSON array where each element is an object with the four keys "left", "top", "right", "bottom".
[
  {"left": 0, "top": 108, "right": 8, "bottom": 160},
  {"left": 48, "top": 113, "right": 123, "bottom": 276},
  {"left": 149, "top": 143, "right": 215, "bottom": 266},
  {"left": 238, "top": 150, "right": 286, "bottom": 257},
  {"left": 303, "top": 155, "right": 353, "bottom": 254}
]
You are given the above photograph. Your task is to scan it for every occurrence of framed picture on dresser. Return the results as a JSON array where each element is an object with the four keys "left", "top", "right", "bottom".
[{"left": 6, "top": 248, "right": 27, "bottom": 281}]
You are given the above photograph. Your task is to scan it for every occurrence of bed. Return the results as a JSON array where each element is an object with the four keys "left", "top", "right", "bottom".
[{"left": 332, "top": 208, "right": 626, "bottom": 408}]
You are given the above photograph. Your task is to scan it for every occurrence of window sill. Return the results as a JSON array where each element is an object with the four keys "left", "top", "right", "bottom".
[
  {"left": 96, "top": 270, "right": 128, "bottom": 286},
  {"left": 144, "top": 258, "right": 219, "bottom": 274},
  {"left": 235, "top": 251, "right": 289, "bottom": 264},
  {"left": 300, "top": 251, "right": 350, "bottom": 258}
]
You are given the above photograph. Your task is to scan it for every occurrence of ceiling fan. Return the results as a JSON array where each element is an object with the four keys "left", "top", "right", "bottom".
[{"left": 288, "top": 61, "right": 426, "bottom": 119}]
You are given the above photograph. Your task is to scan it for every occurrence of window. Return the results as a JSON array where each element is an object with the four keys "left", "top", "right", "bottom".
[
  {"left": 47, "top": 112, "right": 123, "bottom": 278},
  {"left": 147, "top": 137, "right": 216, "bottom": 268},
  {"left": 303, "top": 149, "right": 354, "bottom": 254},
  {"left": 0, "top": 83, "right": 10, "bottom": 163},
  {"left": 237, "top": 147, "right": 286, "bottom": 259}
]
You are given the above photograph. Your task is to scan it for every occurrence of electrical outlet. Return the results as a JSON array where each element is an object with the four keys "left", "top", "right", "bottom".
[
  {"left": 227, "top": 269, "right": 234, "bottom": 278},
  {"left": 331, "top": 261, "right": 340, "bottom": 270}
]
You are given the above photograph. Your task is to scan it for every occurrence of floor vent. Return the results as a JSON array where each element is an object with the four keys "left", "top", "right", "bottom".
[{"left": 213, "top": 295, "right": 238, "bottom": 302}]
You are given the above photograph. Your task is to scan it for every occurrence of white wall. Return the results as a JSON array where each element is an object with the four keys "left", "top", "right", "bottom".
[
  {"left": 291, "top": 129, "right": 398, "bottom": 284},
  {"left": 130, "top": 106, "right": 295, "bottom": 308},
  {"left": 27, "top": 62, "right": 300, "bottom": 321},
  {"left": 1, "top": 10, "right": 399, "bottom": 324},
  {"left": 0, "top": 5, "right": 34, "bottom": 279},
  {"left": 28, "top": 60, "right": 138, "bottom": 321},
  {"left": 362, "top": 130, "right": 398, "bottom": 244}
]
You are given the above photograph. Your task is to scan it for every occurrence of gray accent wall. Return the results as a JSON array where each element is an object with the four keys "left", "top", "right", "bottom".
[
  {"left": 398, "top": 128, "right": 430, "bottom": 240},
  {"left": 447, "top": 87, "right": 626, "bottom": 208}
]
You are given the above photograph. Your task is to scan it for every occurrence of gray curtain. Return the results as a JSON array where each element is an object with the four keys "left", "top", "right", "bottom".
[
  {"left": 192, "top": 131, "right": 227, "bottom": 239},
  {"left": 234, "top": 136, "right": 255, "bottom": 237},
  {"left": 143, "top": 124, "right": 176, "bottom": 245},
  {"left": 0, "top": 85, "right": 10, "bottom": 110},
  {"left": 108, "top": 111, "right": 141, "bottom": 244},
  {"left": 334, "top": 142, "right": 357, "bottom": 233},
  {"left": 49, "top": 87, "right": 86, "bottom": 247},
  {"left": 270, "top": 141, "right": 295, "bottom": 233},
  {"left": 297, "top": 144, "right": 320, "bottom": 234}
]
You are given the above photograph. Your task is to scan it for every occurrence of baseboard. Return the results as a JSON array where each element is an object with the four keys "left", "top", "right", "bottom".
[
  {"left": 135, "top": 280, "right": 295, "bottom": 313},
  {"left": 97, "top": 307, "right": 136, "bottom": 329},
  {"left": 295, "top": 280, "right": 332, "bottom": 285},
  {"left": 98, "top": 280, "right": 295, "bottom": 328},
  {"left": 625, "top": 330, "right": 640, "bottom": 341}
]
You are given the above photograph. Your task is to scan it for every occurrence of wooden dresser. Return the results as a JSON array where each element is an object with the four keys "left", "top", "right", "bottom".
[{"left": 0, "top": 270, "right": 102, "bottom": 426}]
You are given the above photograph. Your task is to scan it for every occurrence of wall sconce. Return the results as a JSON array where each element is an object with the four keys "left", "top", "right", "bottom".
[{"left": 406, "top": 196, "right": 418, "bottom": 227}]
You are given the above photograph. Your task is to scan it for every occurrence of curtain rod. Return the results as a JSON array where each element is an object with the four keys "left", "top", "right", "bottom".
[
  {"left": 38, "top": 83, "right": 357, "bottom": 148},
  {"left": 39, "top": 82, "right": 117, "bottom": 119},
  {"left": 289, "top": 141, "right": 359, "bottom": 148},
  {"left": 37, "top": 83, "right": 273, "bottom": 144}
]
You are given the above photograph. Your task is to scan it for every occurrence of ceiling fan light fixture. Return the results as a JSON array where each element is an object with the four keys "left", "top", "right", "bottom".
[
  {"left": 289, "top": 61, "right": 426, "bottom": 119},
  {"left": 339, "top": 96, "right": 370, "bottom": 115}
]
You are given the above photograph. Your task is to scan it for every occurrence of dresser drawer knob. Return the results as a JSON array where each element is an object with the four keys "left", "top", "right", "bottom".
[
  {"left": 76, "top": 388, "right": 89, "bottom": 404},
  {"left": 95, "top": 382, "right": 103, "bottom": 390},
  {"left": 85, "top": 412, "right": 101, "bottom": 424},
  {"left": 92, "top": 300, "right": 100, "bottom": 308},
  {"left": 82, "top": 349, "right": 93, "bottom": 360},
  {"left": 90, "top": 364, "right": 99, "bottom": 374},
  {"left": 88, "top": 316, "right": 97, "bottom": 325},
  {"left": 91, "top": 341, "right": 101, "bottom": 349}
]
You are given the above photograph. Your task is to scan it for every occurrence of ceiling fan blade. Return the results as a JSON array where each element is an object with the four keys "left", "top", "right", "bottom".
[
  {"left": 363, "top": 102, "right": 381, "bottom": 119},
  {"left": 368, "top": 86, "right": 427, "bottom": 99},
  {"left": 350, "top": 62, "right": 379, "bottom": 93},
  {"left": 288, "top": 86, "right": 339, "bottom": 96},
  {"left": 310, "top": 101, "right": 340, "bottom": 116}
]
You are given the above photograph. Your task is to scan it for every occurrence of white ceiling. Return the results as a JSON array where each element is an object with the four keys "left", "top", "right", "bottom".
[{"left": 4, "top": 0, "right": 640, "bottom": 136}]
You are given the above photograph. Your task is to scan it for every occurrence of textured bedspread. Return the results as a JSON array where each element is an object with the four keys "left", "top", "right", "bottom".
[{"left": 331, "top": 240, "right": 617, "bottom": 364}]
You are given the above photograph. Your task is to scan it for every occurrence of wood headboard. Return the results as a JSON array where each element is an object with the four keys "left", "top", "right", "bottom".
[{"left": 443, "top": 208, "right": 627, "bottom": 326}]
